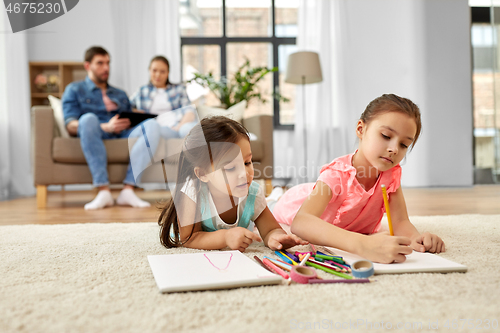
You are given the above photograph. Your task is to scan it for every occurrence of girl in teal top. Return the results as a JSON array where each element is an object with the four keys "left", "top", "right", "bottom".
[{"left": 158, "top": 116, "right": 307, "bottom": 252}]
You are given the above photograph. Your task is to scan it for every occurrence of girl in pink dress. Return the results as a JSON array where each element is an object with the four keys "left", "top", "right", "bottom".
[{"left": 273, "top": 94, "right": 445, "bottom": 264}]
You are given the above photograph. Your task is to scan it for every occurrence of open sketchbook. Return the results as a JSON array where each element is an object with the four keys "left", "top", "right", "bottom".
[
  {"left": 148, "top": 250, "right": 282, "bottom": 293},
  {"left": 325, "top": 247, "right": 467, "bottom": 274}
]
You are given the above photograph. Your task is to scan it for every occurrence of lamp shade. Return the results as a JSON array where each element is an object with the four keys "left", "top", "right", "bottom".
[{"left": 284, "top": 51, "right": 323, "bottom": 84}]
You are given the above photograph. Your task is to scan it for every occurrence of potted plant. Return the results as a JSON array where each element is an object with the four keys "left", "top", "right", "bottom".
[{"left": 187, "top": 59, "right": 289, "bottom": 109}]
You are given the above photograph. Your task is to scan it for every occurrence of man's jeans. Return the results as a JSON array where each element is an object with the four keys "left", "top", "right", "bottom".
[{"left": 78, "top": 113, "right": 196, "bottom": 187}]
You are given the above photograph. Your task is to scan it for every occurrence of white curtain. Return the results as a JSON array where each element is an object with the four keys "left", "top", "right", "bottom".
[
  {"left": 294, "top": 0, "right": 355, "bottom": 183},
  {"left": 110, "top": 0, "right": 181, "bottom": 96},
  {"left": 295, "top": 0, "right": 472, "bottom": 187},
  {"left": 0, "top": 13, "right": 35, "bottom": 200}
]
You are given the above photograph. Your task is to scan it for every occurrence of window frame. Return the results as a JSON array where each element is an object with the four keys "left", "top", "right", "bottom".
[
  {"left": 470, "top": 6, "right": 500, "bottom": 175},
  {"left": 180, "top": 0, "right": 296, "bottom": 130}
]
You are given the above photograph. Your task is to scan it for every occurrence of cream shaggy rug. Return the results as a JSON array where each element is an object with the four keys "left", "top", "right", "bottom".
[{"left": 1, "top": 215, "right": 499, "bottom": 333}]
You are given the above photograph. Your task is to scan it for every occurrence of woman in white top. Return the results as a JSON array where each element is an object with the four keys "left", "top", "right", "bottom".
[
  {"left": 130, "top": 56, "right": 197, "bottom": 138},
  {"left": 127, "top": 56, "right": 199, "bottom": 185}
]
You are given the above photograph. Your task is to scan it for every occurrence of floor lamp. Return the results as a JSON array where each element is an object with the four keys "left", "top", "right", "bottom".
[{"left": 285, "top": 51, "right": 323, "bottom": 182}]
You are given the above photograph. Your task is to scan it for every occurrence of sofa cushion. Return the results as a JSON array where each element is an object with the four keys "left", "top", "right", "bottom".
[
  {"left": 53, "top": 138, "right": 130, "bottom": 164},
  {"left": 52, "top": 137, "right": 264, "bottom": 164},
  {"left": 48, "top": 95, "right": 70, "bottom": 138}
]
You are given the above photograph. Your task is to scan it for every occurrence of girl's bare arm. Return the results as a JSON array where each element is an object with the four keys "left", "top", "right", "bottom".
[
  {"left": 254, "top": 207, "right": 308, "bottom": 250},
  {"left": 389, "top": 187, "right": 445, "bottom": 253},
  {"left": 292, "top": 181, "right": 412, "bottom": 263},
  {"left": 291, "top": 181, "right": 365, "bottom": 253}
]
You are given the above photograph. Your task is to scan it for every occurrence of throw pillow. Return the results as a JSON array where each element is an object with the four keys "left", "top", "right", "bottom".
[
  {"left": 48, "top": 95, "right": 70, "bottom": 138},
  {"left": 248, "top": 133, "right": 258, "bottom": 141},
  {"left": 197, "top": 100, "right": 247, "bottom": 123}
]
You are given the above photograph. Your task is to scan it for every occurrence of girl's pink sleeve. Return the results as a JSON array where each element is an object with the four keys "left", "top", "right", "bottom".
[
  {"left": 385, "top": 165, "right": 402, "bottom": 194},
  {"left": 316, "top": 168, "right": 344, "bottom": 203}
]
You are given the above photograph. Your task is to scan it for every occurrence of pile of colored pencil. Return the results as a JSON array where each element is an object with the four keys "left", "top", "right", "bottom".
[
  {"left": 254, "top": 248, "right": 371, "bottom": 284},
  {"left": 270, "top": 250, "right": 353, "bottom": 278}
]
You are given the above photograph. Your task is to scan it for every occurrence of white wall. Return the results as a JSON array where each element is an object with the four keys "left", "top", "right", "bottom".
[
  {"left": 27, "top": 0, "right": 114, "bottom": 62},
  {"left": 274, "top": 0, "right": 473, "bottom": 187},
  {"left": 27, "top": 0, "right": 181, "bottom": 96},
  {"left": 414, "top": 0, "right": 473, "bottom": 187},
  {"left": 26, "top": 0, "right": 149, "bottom": 94}
]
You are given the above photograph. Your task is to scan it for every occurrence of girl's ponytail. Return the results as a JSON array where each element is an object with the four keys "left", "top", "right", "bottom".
[
  {"left": 158, "top": 196, "right": 178, "bottom": 248},
  {"left": 158, "top": 150, "right": 198, "bottom": 248}
]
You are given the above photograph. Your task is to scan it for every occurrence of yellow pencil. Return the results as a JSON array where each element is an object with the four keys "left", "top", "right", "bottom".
[
  {"left": 279, "top": 251, "right": 298, "bottom": 266},
  {"left": 381, "top": 184, "right": 394, "bottom": 236}
]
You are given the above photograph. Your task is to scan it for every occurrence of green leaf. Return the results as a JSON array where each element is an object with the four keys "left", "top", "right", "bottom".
[{"left": 186, "top": 58, "right": 289, "bottom": 109}]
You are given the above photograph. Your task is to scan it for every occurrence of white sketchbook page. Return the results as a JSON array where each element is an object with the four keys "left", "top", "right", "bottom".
[
  {"left": 148, "top": 250, "right": 282, "bottom": 293},
  {"left": 324, "top": 247, "right": 467, "bottom": 274}
]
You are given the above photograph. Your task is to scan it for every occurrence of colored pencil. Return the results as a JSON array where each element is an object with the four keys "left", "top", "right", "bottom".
[
  {"left": 341, "top": 262, "right": 351, "bottom": 268},
  {"left": 315, "top": 252, "right": 345, "bottom": 261},
  {"left": 253, "top": 256, "right": 273, "bottom": 273},
  {"left": 309, "top": 278, "right": 370, "bottom": 284},
  {"left": 284, "top": 250, "right": 299, "bottom": 262},
  {"left": 310, "top": 244, "right": 317, "bottom": 255},
  {"left": 305, "top": 261, "right": 352, "bottom": 279},
  {"left": 314, "top": 251, "right": 350, "bottom": 270},
  {"left": 308, "top": 258, "right": 345, "bottom": 272},
  {"left": 318, "top": 258, "right": 350, "bottom": 271},
  {"left": 272, "top": 262, "right": 291, "bottom": 272},
  {"left": 274, "top": 251, "right": 294, "bottom": 265},
  {"left": 326, "top": 261, "right": 351, "bottom": 272},
  {"left": 280, "top": 250, "right": 298, "bottom": 265},
  {"left": 381, "top": 184, "right": 394, "bottom": 236},
  {"left": 277, "top": 250, "right": 298, "bottom": 266},
  {"left": 262, "top": 258, "right": 289, "bottom": 279},
  {"left": 275, "top": 258, "right": 293, "bottom": 267},
  {"left": 263, "top": 256, "right": 292, "bottom": 271},
  {"left": 316, "top": 251, "right": 343, "bottom": 260},
  {"left": 315, "top": 254, "right": 346, "bottom": 265}
]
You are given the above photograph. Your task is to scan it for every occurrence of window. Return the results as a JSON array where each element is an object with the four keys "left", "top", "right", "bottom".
[
  {"left": 471, "top": 6, "right": 500, "bottom": 183},
  {"left": 179, "top": 0, "right": 298, "bottom": 129}
]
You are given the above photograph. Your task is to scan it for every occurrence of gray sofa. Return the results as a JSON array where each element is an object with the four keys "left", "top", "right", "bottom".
[{"left": 32, "top": 106, "right": 274, "bottom": 208}]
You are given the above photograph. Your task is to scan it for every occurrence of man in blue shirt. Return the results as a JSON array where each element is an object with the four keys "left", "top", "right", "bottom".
[{"left": 63, "top": 46, "right": 151, "bottom": 210}]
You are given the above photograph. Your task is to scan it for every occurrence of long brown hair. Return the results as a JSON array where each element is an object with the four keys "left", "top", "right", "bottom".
[
  {"left": 149, "top": 55, "right": 171, "bottom": 86},
  {"left": 158, "top": 116, "right": 250, "bottom": 248},
  {"left": 360, "top": 94, "right": 422, "bottom": 150}
]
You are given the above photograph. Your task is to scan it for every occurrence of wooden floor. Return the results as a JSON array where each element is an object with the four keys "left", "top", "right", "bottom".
[{"left": 1, "top": 185, "right": 499, "bottom": 226}]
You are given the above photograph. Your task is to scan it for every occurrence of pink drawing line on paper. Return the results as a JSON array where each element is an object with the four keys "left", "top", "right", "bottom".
[{"left": 204, "top": 253, "right": 234, "bottom": 271}]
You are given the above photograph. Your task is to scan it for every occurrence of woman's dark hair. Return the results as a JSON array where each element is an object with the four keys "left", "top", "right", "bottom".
[
  {"left": 360, "top": 93, "right": 422, "bottom": 150},
  {"left": 84, "top": 46, "right": 109, "bottom": 63},
  {"left": 149, "top": 55, "right": 171, "bottom": 86},
  {"left": 158, "top": 116, "right": 250, "bottom": 248}
]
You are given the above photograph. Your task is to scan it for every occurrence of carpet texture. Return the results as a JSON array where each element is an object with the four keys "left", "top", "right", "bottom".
[{"left": 1, "top": 215, "right": 499, "bottom": 333}]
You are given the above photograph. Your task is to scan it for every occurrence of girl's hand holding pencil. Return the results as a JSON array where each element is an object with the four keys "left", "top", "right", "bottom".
[
  {"left": 362, "top": 232, "right": 413, "bottom": 264},
  {"left": 382, "top": 184, "right": 445, "bottom": 256}
]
